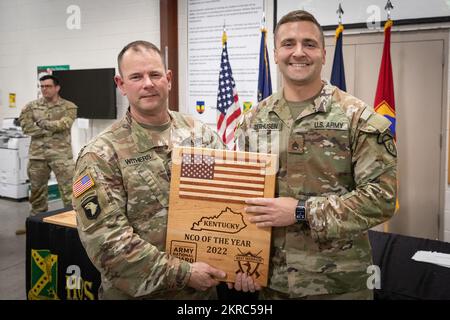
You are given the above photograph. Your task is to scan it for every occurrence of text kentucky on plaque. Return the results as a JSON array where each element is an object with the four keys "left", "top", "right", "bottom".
[{"left": 166, "top": 147, "right": 277, "bottom": 286}]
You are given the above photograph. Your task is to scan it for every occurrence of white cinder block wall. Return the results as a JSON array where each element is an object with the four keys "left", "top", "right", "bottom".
[{"left": 0, "top": 0, "right": 160, "bottom": 158}]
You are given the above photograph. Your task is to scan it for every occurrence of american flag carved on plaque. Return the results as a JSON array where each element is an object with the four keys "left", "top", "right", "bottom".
[{"left": 166, "top": 147, "right": 277, "bottom": 287}]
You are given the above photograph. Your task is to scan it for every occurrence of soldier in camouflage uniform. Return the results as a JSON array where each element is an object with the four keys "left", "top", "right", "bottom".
[
  {"left": 19, "top": 75, "right": 77, "bottom": 215},
  {"left": 232, "top": 10, "right": 397, "bottom": 299},
  {"left": 72, "top": 41, "right": 226, "bottom": 299}
]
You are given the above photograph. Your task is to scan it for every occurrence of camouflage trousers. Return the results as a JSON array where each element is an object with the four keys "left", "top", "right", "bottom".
[
  {"left": 28, "top": 159, "right": 75, "bottom": 215},
  {"left": 260, "top": 287, "right": 373, "bottom": 300}
]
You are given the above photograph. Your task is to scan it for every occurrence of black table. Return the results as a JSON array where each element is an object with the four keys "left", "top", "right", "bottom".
[
  {"left": 26, "top": 208, "right": 101, "bottom": 300},
  {"left": 369, "top": 230, "right": 450, "bottom": 300},
  {"left": 25, "top": 209, "right": 450, "bottom": 300}
]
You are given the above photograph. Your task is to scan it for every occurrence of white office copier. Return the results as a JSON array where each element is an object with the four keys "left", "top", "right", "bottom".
[{"left": 0, "top": 118, "right": 30, "bottom": 199}]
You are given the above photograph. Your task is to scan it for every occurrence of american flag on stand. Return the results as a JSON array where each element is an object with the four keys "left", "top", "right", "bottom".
[{"left": 217, "top": 29, "right": 241, "bottom": 150}]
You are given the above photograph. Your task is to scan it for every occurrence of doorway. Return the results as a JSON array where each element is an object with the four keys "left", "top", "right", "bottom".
[{"left": 322, "top": 29, "right": 448, "bottom": 240}]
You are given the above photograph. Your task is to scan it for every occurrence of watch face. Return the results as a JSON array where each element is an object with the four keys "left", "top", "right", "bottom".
[{"left": 296, "top": 206, "right": 306, "bottom": 222}]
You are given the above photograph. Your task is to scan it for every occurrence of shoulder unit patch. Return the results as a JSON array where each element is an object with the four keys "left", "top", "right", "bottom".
[
  {"left": 73, "top": 173, "right": 95, "bottom": 198},
  {"left": 81, "top": 196, "right": 101, "bottom": 220}
]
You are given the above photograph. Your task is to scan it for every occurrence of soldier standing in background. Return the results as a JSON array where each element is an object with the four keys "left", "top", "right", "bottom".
[
  {"left": 232, "top": 10, "right": 397, "bottom": 299},
  {"left": 16, "top": 75, "right": 77, "bottom": 234},
  {"left": 72, "top": 41, "right": 226, "bottom": 299}
]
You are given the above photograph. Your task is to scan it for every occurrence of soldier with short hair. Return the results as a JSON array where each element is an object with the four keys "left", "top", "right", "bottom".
[
  {"left": 72, "top": 40, "right": 226, "bottom": 299},
  {"left": 19, "top": 74, "right": 77, "bottom": 217},
  {"left": 232, "top": 10, "right": 397, "bottom": 299}
]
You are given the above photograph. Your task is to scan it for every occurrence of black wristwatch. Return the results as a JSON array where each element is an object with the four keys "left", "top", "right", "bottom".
[{"left": 295, "top": 200, "right": 307, "bottom": 224}]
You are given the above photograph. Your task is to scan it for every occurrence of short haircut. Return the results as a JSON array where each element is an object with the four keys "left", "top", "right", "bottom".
[
  {"left": 39, "top": 74, "right": 60, "bottom": 86},
  {"left": 117, "top": 40, "right": 164, "bottom": 75},
  {"left": 274, "top": 10, "right": 325, "bottom": 49}
]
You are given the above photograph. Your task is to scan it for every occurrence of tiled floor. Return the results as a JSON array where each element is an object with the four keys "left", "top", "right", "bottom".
[{"left": 0, "top": 197, "right": 63, "bottom": 300}]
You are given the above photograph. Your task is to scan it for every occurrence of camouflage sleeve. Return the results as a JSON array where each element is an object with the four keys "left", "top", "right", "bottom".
[
  {"left": 40, "top": 104, "right": 77, "bottom": 133},
  {"left": 234, "top": 112, "right": 251, "bottom": 151},
  {"left": 73, "top": 148, "right": 192, "bottom": 297},
  {"left": 18, "top": 103, "right": 47, "bottom": 137},
  {"left": 203, "top": 123, "right": 225, "bottom": 149},
  {"left": 306, "top": 112, "right": 397, "bottom": 242}
]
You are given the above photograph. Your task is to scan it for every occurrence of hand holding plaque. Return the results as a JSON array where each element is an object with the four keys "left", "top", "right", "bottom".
[{"left": 166, "top": 147, "right": 277, "bottom": 286}]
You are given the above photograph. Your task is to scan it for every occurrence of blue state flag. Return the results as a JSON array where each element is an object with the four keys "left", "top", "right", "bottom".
[
  {"left": 257, "top": 28, "right": 272, "bottom": 102},
  {"left": 330, "top": 24, "right": 346, "bottom": 91}
]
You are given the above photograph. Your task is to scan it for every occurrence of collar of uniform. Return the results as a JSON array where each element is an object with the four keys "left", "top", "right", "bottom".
[
  {"left": 128, "top": 109, "right": 174, "bottom": 153},
  {"left": 266, "top": 91, "right": 292, "bottom": 127},
  {"left": 167, "top": 110, "right": 200, "bottom": 147},
  {"left": 167, "top": 109, "right": 181, "bottom": 129},
  {"left": 38, "top": 96, "right": 63, "bottom": 107},
  {"left": 269, "top": 81, "right": 336, "bottom": 123},
  {"left": 313, "top": 81, "right": 335, "bottom": 113}
]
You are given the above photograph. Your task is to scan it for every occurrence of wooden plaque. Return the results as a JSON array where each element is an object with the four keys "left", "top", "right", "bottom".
[
  {"left": 43, "top": 210, "right": 77, "bottom": 228},
  {"left": 166, "top": 147, "right": 277, "bottom": 286}
]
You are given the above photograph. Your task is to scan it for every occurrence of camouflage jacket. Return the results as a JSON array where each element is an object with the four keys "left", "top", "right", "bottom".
[
  {"left": 235, "top": 83, "right": 397, "bottom": 297},
  {"left": 73, "top": 110, "right": 224, "bottom": 299},
  {"left": 19, "top": 97, "right": 77, "bottom": 160}
]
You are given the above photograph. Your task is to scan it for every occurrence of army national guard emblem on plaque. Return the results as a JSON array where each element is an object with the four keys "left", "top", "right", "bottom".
[{"left": 166, "top": 147, "right": 277, "bottom": 286}]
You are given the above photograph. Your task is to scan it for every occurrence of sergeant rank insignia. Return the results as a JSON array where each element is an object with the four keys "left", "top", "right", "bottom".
[{"left": 288, "top": 136, "right": 304, "bottom": 154}]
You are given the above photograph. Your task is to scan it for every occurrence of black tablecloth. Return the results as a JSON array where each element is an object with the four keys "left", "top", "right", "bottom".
[
  {"left": 26, "top": 208, "right": 101, "bottom": 300},
  {"left": 369, "top": 230, "right": 450, "bottom": 300}
]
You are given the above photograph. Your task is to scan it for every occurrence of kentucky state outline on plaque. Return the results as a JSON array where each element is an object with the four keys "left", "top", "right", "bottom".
[{"left": 166, "top": 147, "right": 277, "bottom": 287}]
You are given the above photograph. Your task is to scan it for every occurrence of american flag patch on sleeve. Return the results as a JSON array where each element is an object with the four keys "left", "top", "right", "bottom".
[{"left": 73, "top": 173, "right": 95, "bottom": 198}]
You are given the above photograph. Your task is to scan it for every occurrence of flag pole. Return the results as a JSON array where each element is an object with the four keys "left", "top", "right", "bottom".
[
  {"left": 330, "top": 3, "right": 346, "bottom": 91},
  {"left": 381, "top": 0, "right": 395, "bottom": 233},
  {"left": 260, "top": 11, "right": 265, "bottom": 30},
  {"left": 222, "top": 20, "right": 226, "bottom": 45},
  {"left": 257, "top": 11, "right": 272, "bottom": 103},
  {"left": 385, "top": 0, "right": 394, "bottom": 21},
  {"left": 337, "top": 3, "right": 344, "bottom": 25},
  {"left": 336, "top": 3, "right": 344, "bottom": 41}
]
